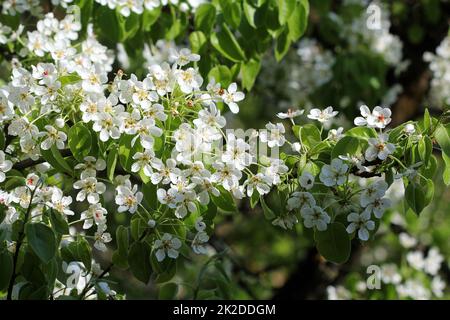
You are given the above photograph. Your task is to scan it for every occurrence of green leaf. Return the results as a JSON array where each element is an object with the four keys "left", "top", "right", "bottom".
[
  {"left": 41, "top": 146, "right": 73, "bottom": 176},
  {"left": 75, "top": 0, "right": 93, "bottom": 34},
  {"left": 116, "top": 225, "right": 129, "bottom": 256},
  {"left": 94, "top": 5, "right": 120, "bottom": 45},
  {"left": 287, "top": 0, "right": 309, "bottom": 41},
  {"left": 106, "top": 148, "right": 118, "bottom": 181},
  {"left": 208, "top": 65, "right": 232, "bottom": 87},
  {"left": 405, "top": 179, "right": 434, "bottom": 215},
  {"left": 0, "top": 249, "right": 13, "bottom": 291},
  {"left": 130, "top": 215, "right": 149, "bottom": 241},
  {"left": 189, "top": 31, "right": 207, "bottom": 54},
  {"left": 25, "top": 223, "right": 56, "bottom": 263},
  {"left": 158, "top": 282, "right": 178, "bottom": 299},
  {"left": 220, "top": 0, "right": 242, "bottom": 29},
  {"left": 242, "top": 0, "right": 257, "bottom": 28},
  {"left": 241, "top": 58, "right": 261, "bottom": 90},
  {"left": 423, "top": 108, "right": 432, "bottom": 132},
  {"left": 0, "top": 204, "right": 6, "bottom": 224},
  {"left": 275, "top": 27, "right": 291, "bottom": 61},
  {"left": 112, "top": 226, "right": 129, "bottom": 269},
  {"left": 61, "top": 237, "right": 92, "bottom": 271},
  {"left": 68, "top": 122, "right": 92, "bottom": 162},
  {"left": 300, "top": 124, "right": 321, "bottom": 148},
  {"left": 210, "top": 24, "right": 247, "bottom": 62},
  {"left": 331, "top": 136, "right": 361, "bottom": 159},
  {"left": 0, "top": 130, "right": 4, "bottom": 150},
  {"left": 128, "top": 242, "right": 152, "bottom": 283},
  {"left": 442, "top": 152, "right": 450, "bottom": 186},
  {"left": 195, "top": 3, "right": 216, "bottom": 34},
  {"left": 50, "top": 209, "right": 69, "bottom": 235},
  {"left": 277, "top": 0, "right": 296, "bottom": 25},
  {"left": 59, "top": 74, "right": 81, "bottom": 86},
  {"left": 435, "top": 124, "right": 450, "bottom": 157},
  {"left": 260, "top": 195, "right": 276, "bottom": 220},
  {"left": 250, "top": 191, "right": 259, "bottom": 208},
  {"left": 142, "top": 182, "right": 158, "bottom": 210},
  {"left": 211, "top": 187, "right": 237, "bottom": 213},
  {"left": 118, "top": 134, "right": 142, "bottom": 172},
  {"left": 117, "top": 12, "right": 141, "bottom": 41},
  {"left": 315, "top": 222, "right": 351, "bottom": 264},
  {"left": 150, "top": 254, "right": 176, "bottom": 283},
  {"left": 346, "top": 127, "right": 377, "bottom": 139},
  {"left": 142, "top": 7, "right": 161, "bottom": 31},
  {"left": 418, "top": 136, "right": 432, "bottom": 165}
]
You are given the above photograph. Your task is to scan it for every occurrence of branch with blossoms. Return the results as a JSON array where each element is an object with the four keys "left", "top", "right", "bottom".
[
  {"left": 0, "top": 11, "right": 291, "bottom": 300},
  {"left": 263, "top": 104, "right": 450, "bottom": 263},
  {"left": 0, "top": 2, "right": 450, "bottom": 301}
]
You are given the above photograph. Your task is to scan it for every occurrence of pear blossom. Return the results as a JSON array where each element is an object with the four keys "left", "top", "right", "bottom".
[
  {"left": 277, "top": 108, "right": 304, "bottom": 119},
  {"left": 424, "top": 247, "right": 444, "bottom": 276},
  {"left": 48, "top": 188, "right": 74, "bottom": 216},
  {"left": 222, "top": 135, "right": 252, "bottom": 170},
  {"left": 381, "top": 264, "right": 402, "bottom": 285},
  {"left": 73, "top": 177, "right": 106, "bottom": 204},
  {"left": 365, "top": 133, "right": 396, "bottom": 161},
  {"left": 259, "top": 122, "right": 286, "bottom": 148},
  {"left": 307, "top": 106, "right": 338, "bottom": 123},
  {"left": 245, "top": 173, "right": 271, "bottom": 197},
  {"left": 0, "top": 151, "right": 13, "bottom": 182},
  {"left": 170, "top": 48, "right": 200, "bottom": 66},
  {"left": 286, "top": 191, "right": 316, "bottom": 211},
  {"left": 80, "top": 203, "right": 108, "bottom": 229},
  {"left": 407, "top": 251, "right": 425, "bottom": 271},
  {"left": 175, "top": 67, "right": 203, "bottom": 93},
  {"left": 319, "top": 158, "right": 349, "bottom": 186},
  {"left": 272, "top": 213, "right": 298, "bottom": 230},
  {"left": 154, "top": 233, "right": 182, "bottom": 262},
  {"left": 157, "top": 188, "right": 182, "bottom": 208},
  {"left": 192, "top": 231, "right": 209, "bottom": 255},
  {"left": 94, "top": 225, "right": 112, "bottom": 252},
  {"left": 301, "top": 205, "right": 331, "bottom": 231},
  {"left": 115, "top": 184, "right": 143, "bottom": 214},
  {"left": 39, "top": 125, "right": 67, "bottom": 150},
  {"left": 92, "top": 112, "right": 121, "bottom": 142},
  {"left": 328, "top": 127, "right": 344, "bottom": 141},
  {"left": 211, "top": 162, "right": 242, "bottom": 191},
  {"left": 74, "top": 156, "right": 106, "bottom": 179},
  {"left": 360, "top": 181, "right": 388, "bottom": 207},
  {"left": 370, "top": 106, "right": 392, "bottom": 129},
  {"left": 132, "top": 149, "right": 163, "bottom": 176},
  {"left": 299, "top": 171, "right": 315, "bottom": 190},
  {"left": 365, "top": 197, "right": 391, "bottom": 218},
  {"left": 346, "top": 210, "right": 375, "bottom": 241},
  {"left": 221, "top": 83, "right": 245, "bottom": 114},
  {"left": 354, "top": 105, "right": 392, "bottom": 129},
  {"left": 151, "top": 158, "right": 180, "bottom": 185}
]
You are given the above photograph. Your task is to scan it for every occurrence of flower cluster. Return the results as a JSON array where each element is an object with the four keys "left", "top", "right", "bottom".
[
  {"left": 327, "top": 229, "right": 447, "bottom": 300},
  {"left": 0, "top": 10, "right": 294, "bottom": 267},
  {"left": 94, "top": 0, "right": 205, "bottom": 17},
  {"left": 272, "top": 104, "right": 419, "bottom": 242},
  {"left": 424, "top": 33, "right": 450, "bottom": 107},
  {"left": 0, "top": 0, "right": 204, "bottom": 17}
]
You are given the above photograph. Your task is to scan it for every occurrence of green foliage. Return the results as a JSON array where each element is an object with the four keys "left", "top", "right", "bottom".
[
  {"left": 315, "top": 222, "right": 351, "bottom": 264},
  {"left": 87, "top": 0, "right": 309, "bottom": 90},
  {"left": 25, "top": 223, "right": 57, "bottom": 263},
  {"left": 68, "top": 123, "right": 93, "bottom": 162},
  {"left": 128, "top": 241, "right": 152, "bottom": 283}
]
